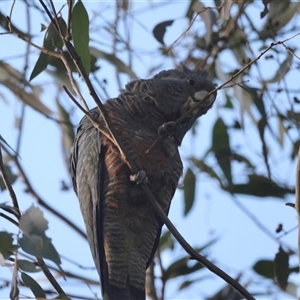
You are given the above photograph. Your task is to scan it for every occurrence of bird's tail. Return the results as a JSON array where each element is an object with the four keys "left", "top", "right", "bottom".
[
  {"left": 102, "top": 281, "right": 145, "bottom": 300},
  {"left": 102, "top": 287, "right": 145, "bottom": 300}
]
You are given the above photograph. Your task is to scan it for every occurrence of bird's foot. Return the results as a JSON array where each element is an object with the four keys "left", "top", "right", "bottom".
[
  {"left": 158, "top": 121, "right": 181, "bottom": 137},
  {"left": 130, "top": 170, "right": 148, "bottom": 185},
  {"left": 158, "top": 122, "right": 180, "bottom": 157}
]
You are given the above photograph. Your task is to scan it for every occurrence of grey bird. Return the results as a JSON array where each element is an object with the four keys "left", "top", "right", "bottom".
[{"left": 70, "top": 65, "right": 216, "bottom": 300}]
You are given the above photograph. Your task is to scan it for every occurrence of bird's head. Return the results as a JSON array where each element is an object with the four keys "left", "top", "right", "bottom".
[
  {"left": 125, "top": 64, "right": 217, "bottom": 144},
  {"left": 152, "top": 65, "right": 217, "bottom": 143},
  {"left": 152, "top": 65, "right": 216, "bottom": 115}
]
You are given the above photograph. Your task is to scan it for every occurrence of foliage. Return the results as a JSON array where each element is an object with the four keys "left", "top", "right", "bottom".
[{"left": 0, "top": 1, "right": 300, "bottom": 299}]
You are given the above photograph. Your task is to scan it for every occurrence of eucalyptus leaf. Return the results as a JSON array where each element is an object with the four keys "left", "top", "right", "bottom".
[
  {"left": 0, "top": 232, "right": 14, "bottom": 260},
  {"left": 72, "top": 0, "right": 91, "bottom": 74},
  {"left": 274, "top": 247, "right": 289, "bottom": 290},
  {"left": 152, "top": 20, "right": 174, "bottom": 45},
  {"left": 253, "top": 259, "right": 274, "bottom": 279},
  {"left": 21, "top": 272, "right": 46, "bottom": 298},
  {"left": 17, "top": 259, "right": 41, "bottom": 273},
  {"left": 183, "top": 168, "right": 196, "bottom": 216},
  {"left": 212, "top": 118, "right": 232, "bottom": 186}
]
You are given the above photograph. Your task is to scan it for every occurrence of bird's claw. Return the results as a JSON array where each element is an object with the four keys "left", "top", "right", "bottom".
[
  {"left": 158, "top": 121, "right": 180, "bottom": 137},
  {"left": 162, "top": 136, "right": 176, "bottom": 157},
  {"left": 130, "top": 170, "right": 148, "bottom": 185}
]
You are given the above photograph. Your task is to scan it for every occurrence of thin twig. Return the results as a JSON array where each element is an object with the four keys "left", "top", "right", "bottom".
[
  {"left": 167, "top": 4, "right": 223, "bottom": 51},
  {"left": 295, "top": 145, "right": 300, "bottom": 268},
  {"left": 145, "top": 261, "right": 159, "bottom": 300},
  {"left": 10, "top": 243, "right": 19, "bottom": 299},
  {"left": 0, "top": 212, "right": 19, "bottom": 227},
  {"left": 35, "top": 257, "right": 66, "bottom": 296},
  {"left": 15, "top": 0, "right": 32, "bottom": 155},
  {"left": 0, "top": 146, "right": 20, "bottom": 217},
  {"left": 60, "top": 52, "right": 89, "bottom": 111},
  {"left": 66, "top": 0, "right": 72, "bottom": 38},
  {"left": 62, "top": 85, "right": 119, "bottom": 148},
  {"left": 6, "top": 17, "right": 61, "bottom": 58}
]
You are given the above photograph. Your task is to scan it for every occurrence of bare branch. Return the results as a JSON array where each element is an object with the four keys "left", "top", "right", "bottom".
[
  {"left": 295, "top": 145, "right": 300, "bottom": 269},
  {"left": 0, "top": 213, "right": 19, "bottom": 227},
  {"left": 0, "top": 146, "right": 20, "bottom": 217},
  {"left": 6, "top": 17, "right": 61, "bottom": 58}
]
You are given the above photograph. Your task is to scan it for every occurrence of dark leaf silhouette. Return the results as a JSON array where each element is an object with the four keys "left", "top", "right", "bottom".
[{"left": 153, "top": 20, "right": 174, "bottom": 45}]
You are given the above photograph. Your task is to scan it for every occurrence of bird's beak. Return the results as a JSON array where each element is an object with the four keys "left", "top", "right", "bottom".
[{"left": 175, "top": 91, "right": 216, "bottom": 144}]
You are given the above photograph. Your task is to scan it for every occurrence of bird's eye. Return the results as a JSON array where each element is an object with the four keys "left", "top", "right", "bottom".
[{"left": 188, "top": 79, "right": 195, "bottom": 86}]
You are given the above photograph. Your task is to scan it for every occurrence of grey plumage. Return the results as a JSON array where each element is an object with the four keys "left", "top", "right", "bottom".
[{"left": 70, "top": 65, "right": 216, "bottom": 300}]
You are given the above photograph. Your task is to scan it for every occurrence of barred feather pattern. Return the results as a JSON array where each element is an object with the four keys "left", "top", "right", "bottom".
[{"left": 70, "top": 66, "right": 217, "bottom": 300}]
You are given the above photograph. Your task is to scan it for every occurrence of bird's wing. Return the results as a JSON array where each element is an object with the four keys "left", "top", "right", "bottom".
[{"left": 70, "top": 108, "right": 104, "bottom": 282}]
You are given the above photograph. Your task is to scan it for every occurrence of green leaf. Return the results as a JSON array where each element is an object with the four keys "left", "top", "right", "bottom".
[
  {"left": 274, "top": 246, "right": 289, "bottom": 290},
  {"left": 190, "top": 157, "right": 223, "bottom": 186},
  {"left": 40, "top": 23, "right": 47, "bottom": 32},
  {"left": 179, "top": 280, "right": 194, "bottom": 290},
  {"left": 152, "top": 20, "right": 174, "bottom": 45},
  {"left": 260, "top": 0, "right": 271, "bottom": 19},
  {"left": 43, "top": 17, "right": 67, "bottom": 51},
  {"left": 21, "top": 272, "right": 46, "bottom": 298},
  {"left": 164, "top": 255, "right": 204, "bottom": 280},
  {"left": 212, "top": 118, "right": 232, "bottom": 186},
  {"left": 228, "top": 174, "right": 294, "bottom": 198},
  {"left": 159, "top": 230, "right": 174, "bottom": 251},
  {"left": 185, "top": 0, "right": 199, "bottom": 21},
  {"left": 0, "top": 232, "right": 14, "bottom": 260},
  {"left": 19, "top": 205, "right": 61, "bottom": 267},
  {"left": 48, "top": 51, "right": 76, "bottom": 73},
  {"left": 231, "top": 153, "right": 254, "bottom": 170},
  {"left": 29, "top": 52, "right": 48, "bottom": 81},
  {"left": 30, "top": 17, "right": 67, "bottom": 81},
  {"left": 258, "top": 118, "right": 271, "bottom": 178},
  {"left": 17, "top": 259, "right": 41, "bottom": 273},
  {"left": 19, "top": 234, "right": 61, "bottom": 267},
  {"left": 223, "top": 93, "right": 233, "bottom": 109},
  {"left": 247, "top": 86, "right": 266, "bottom": 118},
  {"left": 253, "top": 259, "right": 274, "bottom": 279},
  {"left": 288, "top": 128, "right": 300, "bottom": 156},
  {"left": 206, "top": 280, "right": 244, "bottom": 300},
  {"left": 183, "top": 168, "right": 196, "bottom": 216},
  {"left": 19, "top": 205, "right": 48, "bottom": 235},
  {"left": 72, "top": 0, "right": 91, "bottom": 74}
]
